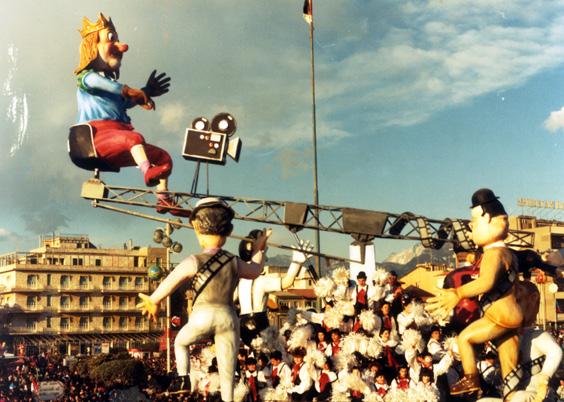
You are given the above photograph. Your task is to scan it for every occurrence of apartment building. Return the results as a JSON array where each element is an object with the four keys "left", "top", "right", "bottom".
[{"left": 0, "top": 234, "right": 166, "bottom": 355}]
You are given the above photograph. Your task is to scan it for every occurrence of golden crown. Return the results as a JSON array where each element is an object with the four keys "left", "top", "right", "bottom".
[{"left": 78, "top": 13, "right": 115, "bottom": 38}]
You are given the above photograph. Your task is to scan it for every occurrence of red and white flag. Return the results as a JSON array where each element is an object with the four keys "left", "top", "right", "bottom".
[{"left": 303, "top": 0, "right": 312, "bottom": 24}]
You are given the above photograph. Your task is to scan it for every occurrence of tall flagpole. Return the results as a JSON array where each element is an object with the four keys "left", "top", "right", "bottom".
[{"left": 306, "top": 0, "right": 321, "bottom": 278}]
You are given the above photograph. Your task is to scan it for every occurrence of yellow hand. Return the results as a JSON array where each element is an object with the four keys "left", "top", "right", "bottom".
[
  {"left": 136, "top": 293, "right": 158, "bottom": 322},
  {"left": 425, "top": 288, "right": 460, "bottom": 321}
]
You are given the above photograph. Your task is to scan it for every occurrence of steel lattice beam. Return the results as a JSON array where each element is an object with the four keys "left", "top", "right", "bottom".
[{"left": 81, "top": 179, "right": 535, "bottom": 252}]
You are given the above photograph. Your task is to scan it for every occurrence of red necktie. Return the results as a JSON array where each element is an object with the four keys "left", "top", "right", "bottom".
[
  {"left": 291, "top": 363, "right": 301, "bottom": 384},
  {"left": 384, "top": 316, "right": 391, "bottom": 330},
  {"left": 319, "top": 372, "right": 330, "bottom": 392},
  {"left": 272, "top": 366, "right": 279, "bottom": 387},
  {"left": 332, "top": 343, "right": 340, "bottom": 355},
  {"left": 249, "top": 375, "right": 257, "bottom": 400},
  {"left": 357, "top": 288, "right": 366, "bottom": 304}
]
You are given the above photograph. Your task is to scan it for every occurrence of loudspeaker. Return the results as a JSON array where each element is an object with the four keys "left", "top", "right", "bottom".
[
  {"left": 342, "top": 208, "right": 388, "bottom": 236},
  {"left": 284, "top": 203, "right": 308, "bottom": 232}
]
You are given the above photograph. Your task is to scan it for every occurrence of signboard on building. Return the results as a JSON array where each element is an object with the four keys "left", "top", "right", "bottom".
[
  {"left": 38, "top": 381, "right": 65, "bottom": 401},
  {"left": 517, "top": 198, "right": 564, "bottom": 210},
  {"left": 101, "top": 342, "right": 110, "bottom": 354}
]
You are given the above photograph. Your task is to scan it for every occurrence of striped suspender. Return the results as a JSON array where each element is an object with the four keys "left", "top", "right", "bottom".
[{"left": 191, "top": 250, "right": 235, "bottom": 303}]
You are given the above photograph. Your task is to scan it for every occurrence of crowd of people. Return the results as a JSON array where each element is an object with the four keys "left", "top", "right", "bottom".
[
  {"left": 161, "top": 267, "right": 564, "bottom": 402},
  {"left": 1, "top": 268, "right": 564, "bottom": 401}
]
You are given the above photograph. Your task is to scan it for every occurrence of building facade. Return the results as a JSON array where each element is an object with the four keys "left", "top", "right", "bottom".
[{"left": 0, "top": 234, "right": 166, "bottom": 355}]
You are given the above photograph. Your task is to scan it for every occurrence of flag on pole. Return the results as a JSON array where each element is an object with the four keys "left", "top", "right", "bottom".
[{"left": 303, "top": 0, "right": 312, "bottom": 24}]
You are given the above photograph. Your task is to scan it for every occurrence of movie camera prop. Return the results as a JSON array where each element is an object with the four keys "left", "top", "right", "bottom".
[{"left": 182, "top": 113, "right": 242, "bottom": 165}]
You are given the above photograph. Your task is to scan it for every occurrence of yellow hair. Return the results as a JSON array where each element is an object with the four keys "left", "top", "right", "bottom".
[{"left": 74, "top": 13, "right": 114, "bottom": 75}]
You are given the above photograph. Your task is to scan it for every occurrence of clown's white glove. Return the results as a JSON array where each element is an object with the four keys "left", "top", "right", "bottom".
[{"left": 292, "top": 240, "right": 313, "bottom": 264}]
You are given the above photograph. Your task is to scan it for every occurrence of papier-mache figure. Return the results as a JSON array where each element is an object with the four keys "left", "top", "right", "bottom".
[
  {"left": 137, "top": 197, "right": 271, "bottom": 400},
  {"left": 427, "top": 188, "right": 523, "bottom": 395},
  {"left": 74, "top": 13, "right": 186, "bottom": 216},
  {"left": 478, "top": 281, "right": 563, "bottom": 402},
  {"left": 235, "top": 232, "right": 313, "bottom": 346}
]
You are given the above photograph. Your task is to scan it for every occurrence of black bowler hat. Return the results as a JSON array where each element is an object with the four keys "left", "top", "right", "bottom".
[
  {"left": 357, "top": 271, "right": 367, "bottom": 279},
  {"left": 470, "top": 188, "right": 507, "bottom": 217}
]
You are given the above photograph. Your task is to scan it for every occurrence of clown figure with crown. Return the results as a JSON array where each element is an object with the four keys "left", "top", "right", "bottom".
[{"left": 74, "top": 13, "right": 187, "bottom": 216}]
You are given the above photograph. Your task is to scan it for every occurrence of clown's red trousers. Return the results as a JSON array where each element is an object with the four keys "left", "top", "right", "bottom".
[{"left": 90, "top": 120, "right": 172, "bottom": 177}]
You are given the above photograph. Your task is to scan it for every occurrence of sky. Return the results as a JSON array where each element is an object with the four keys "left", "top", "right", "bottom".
[{"left": 1, "top": 0, "right": 564, "bottom": 263}]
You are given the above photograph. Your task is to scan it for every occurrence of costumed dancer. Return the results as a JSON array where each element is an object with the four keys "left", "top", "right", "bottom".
[
  {"left": 287, "top": 347, "right": 314, "bottom": 402},
  {"left": 137, "top": 198, "right": 270, "bottom": 401},
  {"left": 74, "top": 13, "right": 186, "bottom": 216},
  {"left": 236, "top": 234, "right": 312, "bottom": 346},
  {"left": 427, "top": 189, "right": 523, "bottom": 395},
  {"left": 269, "top": 350, "right": 291, "bottom": 389}
]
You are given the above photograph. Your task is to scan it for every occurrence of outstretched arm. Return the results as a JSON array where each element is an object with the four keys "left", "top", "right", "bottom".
[{"left": 281, "top": 240, "right": 313, "bottom": 290}]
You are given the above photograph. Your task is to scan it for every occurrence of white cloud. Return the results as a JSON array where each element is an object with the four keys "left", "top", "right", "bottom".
[
  {"left": 158, "top": 102, "right": 187, "bottom": 133},
  {"left": 544, "top": 107, "right": 564, "bottom": 132},
  {"left": 317, "top": 4, "right": 564, "bottom": 130}
]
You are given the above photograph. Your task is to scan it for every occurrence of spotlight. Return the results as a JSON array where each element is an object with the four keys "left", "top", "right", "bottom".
[
  {"left": 162, "top": 236, "right": 173, "bottom": 248},
  {"left": 153, "top": 229, "right": 164, "bottom": 244},
  {"left": 172, "top": 242, "right": 183, "bottom": 253}
]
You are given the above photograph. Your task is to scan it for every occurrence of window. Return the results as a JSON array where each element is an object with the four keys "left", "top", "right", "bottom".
[
  {"left": 26, "top": 319, "right": 36, "bottom": 330},
  {"left": 95, "top": 259, "right": 101, "bottom": 267},
  {"left": 46, "top": 296, "right": 51, "bottom": 307},
  {"left": 46, "top": 317, "right": 51, "bottom": 328},
  {"left": 79, "top": 276, "right": 89, "bottom": 289},
  {"left": 60, "top": 276, "right": 70, "bottom": 289},
  {"left": 135, "top": 317, "right": 143, "bottom": 329},
  {"left": 60, "top": 318, "right": 70, "bottom": 330},
  {"left": 47, "top": 274, "right": 51, "bottom": 286},
  {"left": 103, "top": 296, "right": 112, "bottom": 309},
  {"left": 135, "top": 277, "right": 143, "bottom": 289},
  {"left": 118, "top": 277, "right": 128, "bottom": 289},
  {"left": 134, "top": 256, "right": 139, "bottom": 267},
  {"left": 119, "top": 297, "right": 127, "bottom": 309},
  {"left": 79, "top": 296, "right": 89, "bottom": 309},
  {"left": 26, "top": 296, "right": 36, "bottom": 309},
  {"left": 103, "top": 317, "right": 112, "bottom": 329},
  {"left": 119, "top": 317, "right": 127, "bottom": 329},
  {"left": 60, "top": 296, "right": 70, "bottom": 309},
  {"left": 72, "top": 258, "right": 83, "bottom": 266},
  {"left": 102, "top": 277, "right": 111, "bottom": 289},
  {"left": 79, "top": 317, "right": 89, "bottom": 330},
  {"left": 26, "top": 275, "right": 38, "bottom": 288}
]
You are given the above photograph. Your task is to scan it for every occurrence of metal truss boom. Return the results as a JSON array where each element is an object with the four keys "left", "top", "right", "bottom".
[{"left": 81, "top": 179, "right": 534, "bottom": 253}]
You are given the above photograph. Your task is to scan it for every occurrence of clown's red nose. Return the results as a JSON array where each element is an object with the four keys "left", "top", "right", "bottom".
[{"left": 117, "top": 43, "right": 129, "bottom": 53}]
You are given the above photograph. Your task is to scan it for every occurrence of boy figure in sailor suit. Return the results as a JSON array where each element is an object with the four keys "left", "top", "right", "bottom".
[{"left": 137, "top": 198, "right": 270, "bottom": 401}]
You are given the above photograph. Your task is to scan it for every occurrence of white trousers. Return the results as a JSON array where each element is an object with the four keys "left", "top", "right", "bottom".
[{"left": 174, "top": 304, "right": 240, "bottom": 402}]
